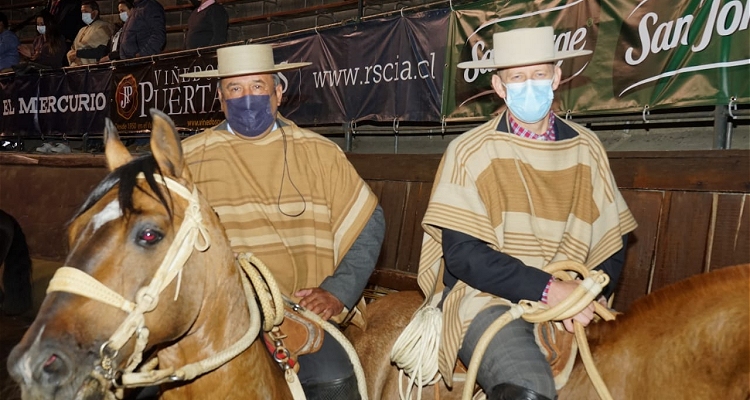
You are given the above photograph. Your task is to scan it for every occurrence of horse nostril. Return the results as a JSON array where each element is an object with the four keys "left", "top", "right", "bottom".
[
  {"left": 42, "top": 354, "right": 64, "bottom": 374},
  {"left": 36, "top": 351, "right": 72, "bottom": 387}
]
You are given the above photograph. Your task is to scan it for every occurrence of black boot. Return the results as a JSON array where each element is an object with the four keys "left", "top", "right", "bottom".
[
  {"left": 302, "top": 373, "right": 361, "bottom": 400},
  {"left": 488, "top": 383, "right": 553, "bottom": 400}
]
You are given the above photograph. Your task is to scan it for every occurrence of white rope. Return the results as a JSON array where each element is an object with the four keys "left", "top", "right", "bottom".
[
  {"left": 237, "top": 253, "right": 285, "bottom": 331},
  {"left": 460, "top": 261, "right": 613, "bottom": 400},
  {"left": 389, "top": 260, "right": 443, "bottom": 400},
  {"left": 390, "top": 306, "right": 442, "bottom": 400}
]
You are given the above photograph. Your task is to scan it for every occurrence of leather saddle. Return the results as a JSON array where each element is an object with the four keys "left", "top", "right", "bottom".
[{"left": 263, "top": 306, "right": 325, "bottom": 371}]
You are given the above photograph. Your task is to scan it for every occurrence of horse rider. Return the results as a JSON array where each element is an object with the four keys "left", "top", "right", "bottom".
[
  {"left": 180, "top": 43, "right": 385, "bottom": 399},
  {"left": 416, "top": 26, "right": 637, "bottom": 400}
]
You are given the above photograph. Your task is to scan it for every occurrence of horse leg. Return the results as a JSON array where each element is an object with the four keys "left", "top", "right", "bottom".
[{"left": 0, "top": 210, "right": 33, "bottom": 316}]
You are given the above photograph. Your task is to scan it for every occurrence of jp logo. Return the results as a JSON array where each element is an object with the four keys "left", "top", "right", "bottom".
[{"left": 116, "top": 74, "right": 139, "bottom": 120}]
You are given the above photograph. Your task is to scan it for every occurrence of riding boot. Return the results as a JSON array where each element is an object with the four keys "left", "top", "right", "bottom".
[
  {"left": 488, "top": 382, "right": 554, "bottom": 400},
  {"left": 302, "top": 373, "right": 361, "bottom": 400}
]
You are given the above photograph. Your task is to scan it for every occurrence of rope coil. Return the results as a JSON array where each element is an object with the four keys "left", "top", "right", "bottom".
[
  {"left": 237, "top": 252, "right": 370, "bottom": 400},
  {"left": 390, "top": 305, "right": 442, "bottom": 400}
]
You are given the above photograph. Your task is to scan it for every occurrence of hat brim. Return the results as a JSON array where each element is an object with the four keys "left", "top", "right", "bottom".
[
  {"left": 457, "top": 50, "right": 592, "bottom": 70},
  {"left": 180, "top": 61, "right": 313, "bottom": 79}
]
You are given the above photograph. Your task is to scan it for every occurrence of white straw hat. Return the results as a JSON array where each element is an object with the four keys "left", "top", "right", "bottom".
[
  {"left": 457, "top": 26, "right": 592, "bottom": 70},
  {"left": 181, "top": 43, "right": 312, "bottom": 78}
]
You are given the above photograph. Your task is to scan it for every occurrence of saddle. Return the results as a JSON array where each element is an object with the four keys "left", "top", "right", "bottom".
[{"left": 263, "top": 306, "right": 325, "bottom": 372}]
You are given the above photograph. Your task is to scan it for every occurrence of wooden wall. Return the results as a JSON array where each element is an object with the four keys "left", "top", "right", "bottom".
[
  {"left": 607, "top": 151, "right": 750, "bottom": 309},
  {"left": 1, "top": 150, "right": 749, "bottom": 312},
  {"left": 0, "top": 154, "right": 108, "bottom": 260}
]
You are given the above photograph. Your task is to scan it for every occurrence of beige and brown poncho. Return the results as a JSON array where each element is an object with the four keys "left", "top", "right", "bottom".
[
  {"left": 417, "top": 113, "right": 637, "bottom": 385},
  {"left": 182, "top": 116, "right": 378, "bottom": 324}
]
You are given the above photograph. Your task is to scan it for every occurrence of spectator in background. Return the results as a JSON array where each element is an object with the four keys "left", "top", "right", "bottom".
[
  {"left": 185, "top": 0, "right": 228, "bottom": 49},
  {"left": 119, "top": 0, "right": 165, "bottom": 59},
  {"left": 48, "top": 0, "right": 83, "bottom": 48},
  {"left": 67, "top": 0, "right": 114, "bottom": 66},
  {"left": 17, "top": 11, "right": 67, "bottom": 69},
  {"left": 99, "top": 0, "right": 133, "bottom": 62},
  {"left": 0, "top": 12, "right": 20, "bottom": 72}
]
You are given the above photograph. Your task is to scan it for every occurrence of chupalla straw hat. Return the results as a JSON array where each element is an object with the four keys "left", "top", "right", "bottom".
[
  {"left": 457, "top": 26, "right": 592, "bottom": 70},
  {"left": 181, "top": 43, "right": 311, "bottom": 78}
]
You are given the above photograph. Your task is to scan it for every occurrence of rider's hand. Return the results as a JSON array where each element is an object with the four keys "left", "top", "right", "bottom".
[
  {"left": 294, "top": 287, "right": 344, "bottom": 321},
  {"left": 547, "top": 280, "right": 596, "bottom": 333}
]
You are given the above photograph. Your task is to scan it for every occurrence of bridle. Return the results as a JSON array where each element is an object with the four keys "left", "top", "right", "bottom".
[{"left": 46, "top": 173, "right": 262, "bottom": 398}]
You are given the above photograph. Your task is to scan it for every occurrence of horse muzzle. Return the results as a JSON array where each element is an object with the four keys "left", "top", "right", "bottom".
[{"left": 8, "top": 340, "right": 108, "bottom": 400}]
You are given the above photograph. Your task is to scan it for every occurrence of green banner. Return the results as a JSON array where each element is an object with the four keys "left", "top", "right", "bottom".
[{"left": 443, "top": 0, "right": 750, "bottom": 119}]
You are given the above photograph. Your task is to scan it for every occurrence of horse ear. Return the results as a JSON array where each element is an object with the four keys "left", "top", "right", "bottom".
[
  {"left": 149, "top": 109, "right": 190, "bottom": 181},
  {"left": 104, "top": 118, "right": 133, "bottom": 171}
]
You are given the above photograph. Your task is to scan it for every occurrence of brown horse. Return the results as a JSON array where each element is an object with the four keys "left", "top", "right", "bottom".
[
  {"left": 346, "top": 263, "right": 750, "bottom": 399},
  {"left": 7, "top": 110, "right": 293, "bottom": 400}
]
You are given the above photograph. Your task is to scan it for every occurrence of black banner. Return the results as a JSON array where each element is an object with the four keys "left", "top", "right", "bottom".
[
  {"left": 0, "top": 9, "right": 445, "bottom": 138},
  {"left": 0, "top": 69, "right": 111, "bottom": 137},
  {"left": 111, "top": 54, "right": 224, "bottom": 132},
  {"left": 1, "top": 73, "right": 39, "bottom": 136},
  {"left": 275, "top": 9, "right": 449, "bottom": 124}
]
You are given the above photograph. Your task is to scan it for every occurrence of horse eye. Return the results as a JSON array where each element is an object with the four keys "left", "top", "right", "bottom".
[{"left": 137, "top": 228, "right": 163, "bottom": 246}]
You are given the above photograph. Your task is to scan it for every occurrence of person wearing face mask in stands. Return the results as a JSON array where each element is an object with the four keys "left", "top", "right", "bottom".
[
  {"left": 179, "top": 43, "right": 385, "bottom": 400},
  {"left": 17, "top": 11, "right": 67, "bottom": 69},
  {"left": 66, "top": 0, "right": 114, "bottom": 66},
  {"left": 99, "top": 0, "right": 132, "bottom": 62},
  {"left": 118, "top": 0, "right": 165, "bottom": 59},
  {"left": 416, "top": 26, "right": 636, "bottom": 400}
]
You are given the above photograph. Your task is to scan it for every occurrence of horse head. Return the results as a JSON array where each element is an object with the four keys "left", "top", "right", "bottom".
[{"left": 7, "top": 110, "right": 246, "bottom": 400}]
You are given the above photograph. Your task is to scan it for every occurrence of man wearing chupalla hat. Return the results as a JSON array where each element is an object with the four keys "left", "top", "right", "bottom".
[
  {"left": 417, "top": 27, "right": 637, "bottom": 399},
  {"left": 181, "top": 43, "right": 385, "bottom": 399}
]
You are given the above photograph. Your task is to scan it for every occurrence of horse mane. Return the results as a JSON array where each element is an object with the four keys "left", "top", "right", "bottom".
[
  {"left": 586, "top": 264, "right": 749, "bottom": 341},
  {"left": 72, "top": 155, "right": 174, "bottom": 221}
]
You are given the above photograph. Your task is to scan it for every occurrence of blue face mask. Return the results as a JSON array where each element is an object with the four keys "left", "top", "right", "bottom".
[
  {"left": 225, "top": 94, "right": 275, "bottom": 137},
  {"left": 503, "top": 79, "right": 554, "bottom": 124}
]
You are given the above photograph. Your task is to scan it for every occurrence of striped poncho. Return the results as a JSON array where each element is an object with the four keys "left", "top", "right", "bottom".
[
  {"left": 417, "top": 113, "right": 637, "bottom": 385},
  {"left": 182, "top": 116, "right": 378, "bottom": 325}
]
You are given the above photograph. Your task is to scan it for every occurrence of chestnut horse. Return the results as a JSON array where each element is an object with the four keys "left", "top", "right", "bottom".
[
  {"left": 7, "top": 110, "right": 293, "bottom": 400},
  {"left": 6, "top": 109, "right": 749, "bottom": 400},
  {"left": 346, "top": 263, "right": 750, "bottom": 399}
]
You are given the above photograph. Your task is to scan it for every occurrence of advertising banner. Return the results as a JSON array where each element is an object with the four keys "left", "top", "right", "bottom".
[
  {"left": 444, "top": 0, "right": 749, "bottom": 119},
  {"left": 39, "top": 68, "right": 112, "bottom": 136},
  {"left": 1, "top": 2, "right": 746, "bottom": 137},
  {"left": 110, "top": 54, "right": 224, "bottom": 132},
  {"left": 0, "top": 69, "right": 111, "bottom": 137},
  {"left": 0, "top": 73, "right": 40, "bottom": 136},
  {"left": 274, "top": 8, "right": 449, "bottom": 124}
]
